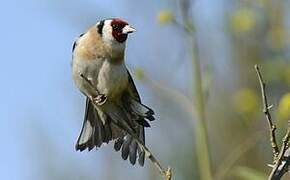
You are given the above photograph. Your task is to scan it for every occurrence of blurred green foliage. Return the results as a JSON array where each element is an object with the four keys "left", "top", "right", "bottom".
[
  {"left": 230, "top": 8, "right": 257, "bottom": 34},
  {"left": 233, "top": 166, "right": 267, "bottom": 180},
  {"left": 278, "top": 93, "right": 290, "bottom": 122},
  {"left": 233, "top": 88, "right": 259, "bottom": 120},
  {"left": 134, "top": 67, "right": 145, "bottom": 81}
]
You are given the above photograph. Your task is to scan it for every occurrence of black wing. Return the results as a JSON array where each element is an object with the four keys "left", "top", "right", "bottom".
[{"left": 113, "top": 70, "right": 155, "bottom": 166}]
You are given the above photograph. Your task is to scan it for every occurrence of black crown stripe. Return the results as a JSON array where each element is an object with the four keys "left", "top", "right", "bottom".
[{"left": 97, "top": 20, "right": 105, "bottom": 36}]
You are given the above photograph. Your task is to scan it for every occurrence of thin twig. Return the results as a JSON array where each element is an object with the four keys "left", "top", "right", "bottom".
[
  {"left": 80, "top": 74, "right": 172, "bottom": 180},
  {"left": 268, "top": 127, "right": 290, "bottom": 180},
  {"left": 80, "top": 73, "right": 100, "bottom": 94},
  {"left": 255, "top": 65, "right": 290, "bottom": 179},
  {"left": 255, "top": 65, "right": 279, "bottom": 161}
]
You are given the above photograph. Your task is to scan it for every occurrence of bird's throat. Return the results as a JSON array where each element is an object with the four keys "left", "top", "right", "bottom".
[{"left": 110, "top": 50, "right": 125, "bottom": 64}]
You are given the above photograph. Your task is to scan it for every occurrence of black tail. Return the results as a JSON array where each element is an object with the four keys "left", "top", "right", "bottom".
[
  {"left": 75, "top": 97, "right": 154, "bottom": 166},
  {"left": 114, "top": 128, "right": 145, "bottom": 166},
  {"left": 111, "top": 95, "right": 155, "bottom": 166},
  {"left": 75, "top": 98, "right": 113, "bottom": 151}
]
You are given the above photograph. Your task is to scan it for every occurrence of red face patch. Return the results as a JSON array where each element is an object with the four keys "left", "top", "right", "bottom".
[{"left": 111, "top": 19, "right": 129, "bottom": 43}]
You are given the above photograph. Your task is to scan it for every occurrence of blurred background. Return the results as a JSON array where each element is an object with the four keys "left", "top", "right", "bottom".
[{"left": 1, "top": 0, "right": 290, "bottom": 179}]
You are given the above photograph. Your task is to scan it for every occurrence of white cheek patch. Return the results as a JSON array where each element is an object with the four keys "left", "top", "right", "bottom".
[
  {"left": 101, "top": 20, "right": 126, "bottom": 51},
  {"left": 102, "top": 20, "right": 114, "bottom": 43}
]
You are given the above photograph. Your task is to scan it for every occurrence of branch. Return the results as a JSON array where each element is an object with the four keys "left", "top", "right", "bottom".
[
  {"left": 268, "top": 127, "right": 290, "bottom": 180},
  {"left": 255, "top": 65, "right": 290, "bottom": 179},
  {"left": 80, "top": 73, "right": 172, "bottom": 180},
  {"left": 254, "top": 65, "right": 279, "bottom": 160},
  {"left": 80, "top": 73, "right": 100, "bottom": 94}
]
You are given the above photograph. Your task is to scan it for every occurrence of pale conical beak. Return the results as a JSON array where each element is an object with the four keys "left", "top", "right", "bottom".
[{"left": 122, "top": 25, "right": 136, "bottom": 34}]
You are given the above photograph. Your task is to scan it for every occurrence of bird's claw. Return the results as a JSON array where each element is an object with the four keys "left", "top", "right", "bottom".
[{"left": 93, "top": 94, "right": 107, "bottom": 106}]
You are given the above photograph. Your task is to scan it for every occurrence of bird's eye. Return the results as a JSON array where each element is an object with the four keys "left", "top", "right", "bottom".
[{"left": 112, "top": 24, "right": 119, "bottom": 31}]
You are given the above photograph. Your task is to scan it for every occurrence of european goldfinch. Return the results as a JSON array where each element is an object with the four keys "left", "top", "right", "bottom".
[{"left": 72, "top": 18, "right": 155, "bottom": 166}]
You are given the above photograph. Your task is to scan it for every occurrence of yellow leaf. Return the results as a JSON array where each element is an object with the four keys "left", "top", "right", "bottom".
[
  {"left": 230, "top": 8, "right": 256, "bottom": 34},
  {"left": 278, "top": 93, "right": 290, "bottom": 120},
  {"left": 134, "top": 68, "right": 145, "bottom": 81},
  {"left": 233, "top": 88, "right": 259, "bottom": 117},
  {"left": 157, "top": 10, "right": 174, "bottom": 25},
  {"left": 267, "top": 27, "right": 287, "bottom": 50}
]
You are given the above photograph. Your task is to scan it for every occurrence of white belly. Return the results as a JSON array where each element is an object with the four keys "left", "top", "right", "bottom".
[
  {"left": 97, "top": 60, "right": 128, "bottom": 100},
  {"left": 72, "top": 57, "right": 128, "bottom": 101}
]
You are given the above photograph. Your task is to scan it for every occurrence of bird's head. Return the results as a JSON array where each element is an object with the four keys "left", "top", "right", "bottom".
[{"left": 96, "top": 18, "right": 136, "bottom": 51}]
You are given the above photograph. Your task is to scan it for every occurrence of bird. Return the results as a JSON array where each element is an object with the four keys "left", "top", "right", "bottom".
[{"left": 71, "top": 18, "right": 155, "bottom": 166}]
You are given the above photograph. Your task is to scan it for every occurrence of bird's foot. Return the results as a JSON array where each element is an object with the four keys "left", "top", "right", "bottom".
[{"left": 93, "top": 94, "right": 107, "bottom": 106}]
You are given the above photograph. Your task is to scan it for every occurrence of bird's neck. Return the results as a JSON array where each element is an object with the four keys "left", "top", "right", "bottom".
[
  {"left": 106, "top": 42, "right": 126, "bottom": 64},
  {"left": 108, "top": 48, "right": 125, "bottom": 64}
]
